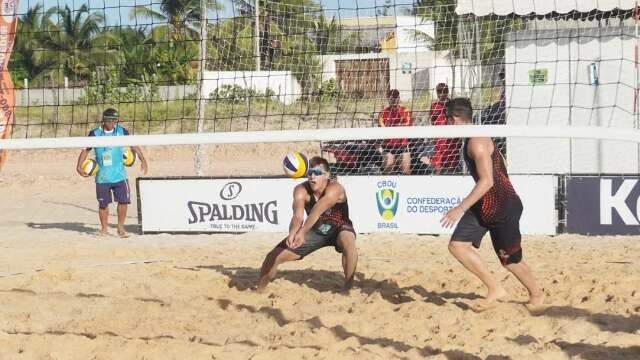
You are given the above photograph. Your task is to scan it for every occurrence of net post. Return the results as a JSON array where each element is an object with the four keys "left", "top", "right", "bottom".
[
  {"left": 195, "top": 0, "right": 209, "bottom": 176},
  {"left": 255, "top": 0, "right": 260, "bottom": 71}
]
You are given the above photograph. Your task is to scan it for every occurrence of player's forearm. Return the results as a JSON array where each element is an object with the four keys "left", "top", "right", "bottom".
[
  {"left": 289, "top": 216, "right": 303, "bottom": 234},
  {"left": 76, "top": 150, "right": 88, "bottom": 168},
  {"left": 132, "top": 146, "right": 145, "bottom": 161},
  {"left": 299, "top": 213, "right": 321, "bottom": 234}
]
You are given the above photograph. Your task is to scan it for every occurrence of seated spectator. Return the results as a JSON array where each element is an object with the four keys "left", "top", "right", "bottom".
[
  {"left": 482, "top": 89, "right": 507, "bottom": 158},
  {"left": 430, "top": 83, "right": 462, "bottom": 174},
  {"left": 378, "top": 89, "right": 412, "bottom": 175},
  {"left": 410, "top": 138, "right": 435, "bottom": 175},
  {"left": 321, "top": 140, "right": 383, "bottom": 175}
]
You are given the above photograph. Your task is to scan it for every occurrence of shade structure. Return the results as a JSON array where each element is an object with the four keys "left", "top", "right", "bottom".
[{"left": 455, "top": 0, "right": 637, "bottom": 16}]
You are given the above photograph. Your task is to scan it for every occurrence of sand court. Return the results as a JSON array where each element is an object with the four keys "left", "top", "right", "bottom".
[{"left": 0, "top": 147, "right": 638, "bottom": 359}]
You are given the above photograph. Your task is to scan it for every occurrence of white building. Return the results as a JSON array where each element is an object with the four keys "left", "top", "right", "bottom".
[
  {"left": 318, "top": 15, "right": 469, "bottom": 101},
  {"left": 457, "top": 0, "right": 639, "bottom": 174}
]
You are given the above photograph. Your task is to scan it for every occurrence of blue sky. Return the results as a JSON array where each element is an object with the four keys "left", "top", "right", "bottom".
[{"left": 18, "top": 0, "right": 416, "bottom": 26}]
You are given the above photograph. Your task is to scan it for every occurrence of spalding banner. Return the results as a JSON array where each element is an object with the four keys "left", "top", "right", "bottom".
[
  {"left": 138, "top": 178, "right": 304, "bottom": 233},
  {"left": 0, "top": 0, "right": 18, "bottom": 170}
]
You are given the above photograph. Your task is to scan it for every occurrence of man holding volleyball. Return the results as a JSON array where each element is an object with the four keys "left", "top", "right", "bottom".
[
  {"left": 258, "top": 156, "right": 358, "bottom": 292},
  {"left": 76, "top": 108, "right": 148, "bottom": 237}
]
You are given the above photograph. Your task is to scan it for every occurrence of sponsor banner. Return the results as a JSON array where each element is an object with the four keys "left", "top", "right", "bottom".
[
  {"left": 0, "top": 0, "right": 18, "bottom": 169},
  {"left": 139, "top": 178, "right": 303, "bottom": 233},
  {"left": 341, "top": 175, "right": 556, "bottom": 235},
  {"left": 567, "top": 176, "right": 640, "bottom": 235}
]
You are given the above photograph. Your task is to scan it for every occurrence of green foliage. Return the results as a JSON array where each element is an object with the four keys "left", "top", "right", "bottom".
[
  {"left": 78, "top": 68, "right": 159, "bottom": 104},
  {"left": 208, "top": 18, "right": 256, "bottom": 71},
  {"left": 210, "top": 84, "right": 276, "bottom": 104},
  {"left": 313, "top": 78, "right": 339, "bottom": 100},
  {"left": 412, "top": 0, "right": 458, "bottom": 52},
  {"left": 129, "top": 0, "right": 221, "bottom": 42},
  {"left": 412, "top": 0, "right": 524, "bottom": 64}
]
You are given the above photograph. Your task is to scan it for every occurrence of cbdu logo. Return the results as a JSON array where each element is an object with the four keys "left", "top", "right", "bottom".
[
  {"left": 376, "top": 188, "right": 399, "bottom": 220},
  {"left": 375, "top": 180, "right": 399, "bottom": 229}
]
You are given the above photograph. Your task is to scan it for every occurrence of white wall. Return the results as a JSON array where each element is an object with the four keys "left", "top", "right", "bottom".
[
  {"left": 506, "top": 27, "right": 639, "bottom": 174},
  {"left": 202, "top": 71, "right": 301, "bottom": 105},
  {"left": 319, "top": 51, "right": 467, "bottom": 101},
  {"left": 394, "top": 16, "right": 435, "bottom": 53}
]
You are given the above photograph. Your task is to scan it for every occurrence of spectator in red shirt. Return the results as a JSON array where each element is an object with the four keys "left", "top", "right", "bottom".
[
  {"left": 378, "top": 89, "right": 412, "bottom": 175},
  {"left": 430, "top": 83, "right": 461, "bottom": 174}
]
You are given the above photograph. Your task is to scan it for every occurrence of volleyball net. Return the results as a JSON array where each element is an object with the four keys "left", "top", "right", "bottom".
[{"left": 0, "top": 0, "right": 639, "bottom": 176}]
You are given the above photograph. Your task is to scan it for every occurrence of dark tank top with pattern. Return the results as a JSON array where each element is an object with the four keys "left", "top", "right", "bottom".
[
  {"left": 303, "top": 180, "right": 353, "bottom": 232},
  {"left": 463, "top": 138, "right": 521, "bottom": 224}
]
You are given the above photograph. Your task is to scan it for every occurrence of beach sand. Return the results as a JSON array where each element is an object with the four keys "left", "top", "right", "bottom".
[{"left": 0, "top": 146, "right": 638, "bottom": 359}]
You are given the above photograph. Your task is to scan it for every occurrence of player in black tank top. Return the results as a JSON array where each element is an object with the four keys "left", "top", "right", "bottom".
[
  {"left": 258, "top": 156, "right": 358, "bottom": 292},
  {"left": 462, "top": 138, "right": 522, "bottom": 225},
  {"left": 303, "top": 181, "right": 353, "bottom": 231},
  {"left": 440, "top": 98, "right": 544, "bottom": 310}
]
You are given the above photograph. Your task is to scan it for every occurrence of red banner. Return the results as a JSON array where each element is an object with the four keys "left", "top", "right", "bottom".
[{"left": 0, "top": 0, "right": 18, "bottom": 170}]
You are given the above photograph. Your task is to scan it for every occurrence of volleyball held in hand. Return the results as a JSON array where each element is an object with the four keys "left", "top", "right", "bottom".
[
  {"left": 123, "top": 148, "right": 136, "bottom": 167},
  {"left": 283, "top": 152, "right": 308, "bottom": 178},
  {"left": 81, "top": 159, "right": 99, "bottom": 176}
]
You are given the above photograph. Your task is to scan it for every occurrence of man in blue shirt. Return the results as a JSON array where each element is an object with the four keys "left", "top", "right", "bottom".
[{"left": 76, "top": 108, "right": 148, "bottom": 237}]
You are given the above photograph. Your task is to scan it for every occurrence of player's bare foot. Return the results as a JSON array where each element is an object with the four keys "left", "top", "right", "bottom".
[
  {"left": 470, "top": 300, "right": 499, "bottom": 312},
  {"left": 341, "top": 278, "right": 354, "bottom": 294},
  {"left": 97, "top": 229, "right": 110, "bottom": 237},
  {"left": 471, "top": 287, "right": 507, "bottom": 312},
  {"left": 117, "top": 229, "right": 130, "bottom": 238},
  {"left": 487, "top": 286, "right": 508, "bottom": 302},
  {"left": 525, "top": 292, "right": 546, "bottom": 311}
]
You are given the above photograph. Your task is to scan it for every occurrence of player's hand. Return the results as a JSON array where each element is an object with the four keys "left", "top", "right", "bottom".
[
  {"left": 140, "top": 158, "right": 148, "bottom": 175},
  {"left": 441, "top": 206, "right": 465, "bottom": 228},
  {"left": 291, "top": 230, "right": 306, "bottom": 249},
  {"left": 76, "top": 166, "right": 89, "bottom": 177},
  {"left": 286, "top": 231, "right": 296, "bottom": 248}
]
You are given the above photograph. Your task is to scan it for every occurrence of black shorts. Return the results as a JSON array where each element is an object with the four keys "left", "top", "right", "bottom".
[
  {"left": 451, "top": 202, "right": 523, "bottom": 265},
  {"left": 382, "top": 145, "right": 410, "bottom": 156},
  {"left": 277, "top": 224, "right": 356, "bottom": 259}
]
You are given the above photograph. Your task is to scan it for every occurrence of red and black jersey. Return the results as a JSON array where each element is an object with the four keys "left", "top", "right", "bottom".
[
  {"left": 303, "top": 180, "right": 352, "bottom": 228},
  {"left": 430, "top": 100, "right": 447, "bottom": 126},
  {"left": 463, "top": 138, "right": 521, "bottom": 224},
  {"left": 430, "top": 100, "right": 461, "bottom": 170},
  {"left": 378, "top": 105, "right": 412, "bottom": 148}
]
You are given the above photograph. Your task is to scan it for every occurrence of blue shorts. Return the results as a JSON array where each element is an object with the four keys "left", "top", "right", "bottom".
[{"left": 96, "top": 180, "right": 130, "bottom": 209}]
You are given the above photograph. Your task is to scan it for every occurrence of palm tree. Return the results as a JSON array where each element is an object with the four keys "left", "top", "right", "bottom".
[
  {"left": 129, "top": 0, "right": 221, "bottom": 42},
  {"left": 312, "top": 13, "right": 339, "bottom": 54},
  {"left": 111, "top": 26, "right": 156, "bottom": 81},
  {"left": 37, "top": 4, "right": 121, "bottom": 86},
  {"left": 147, "top": 26, "right": 199, "bottom": 84},
  {"left": 10, "top": 4, "right": 48, "bottom": 87}
]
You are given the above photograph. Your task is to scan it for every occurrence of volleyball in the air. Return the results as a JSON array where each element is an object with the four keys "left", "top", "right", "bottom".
[
  {"left": 81, "top": 159, "right": 99, "bottom": 176},
  {"left": 123, "top": 148, "right": 136, "bottom": 167},
  {"left": 283, "top": 152, "right": 309, "bottom": 178}
]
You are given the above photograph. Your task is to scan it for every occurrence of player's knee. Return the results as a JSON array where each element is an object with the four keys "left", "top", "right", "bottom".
[
  {"left": 448, "top": 241, "right": 470, "bottom": 255},
  {"left": 337, "top": 234, "right": 356, "bottom": 251},
  {"left": 500, "top": 249, "right": 523, "bottom": 266},
  {"left": 383, "top": 153, "right": 394, "bottom": 163}
]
